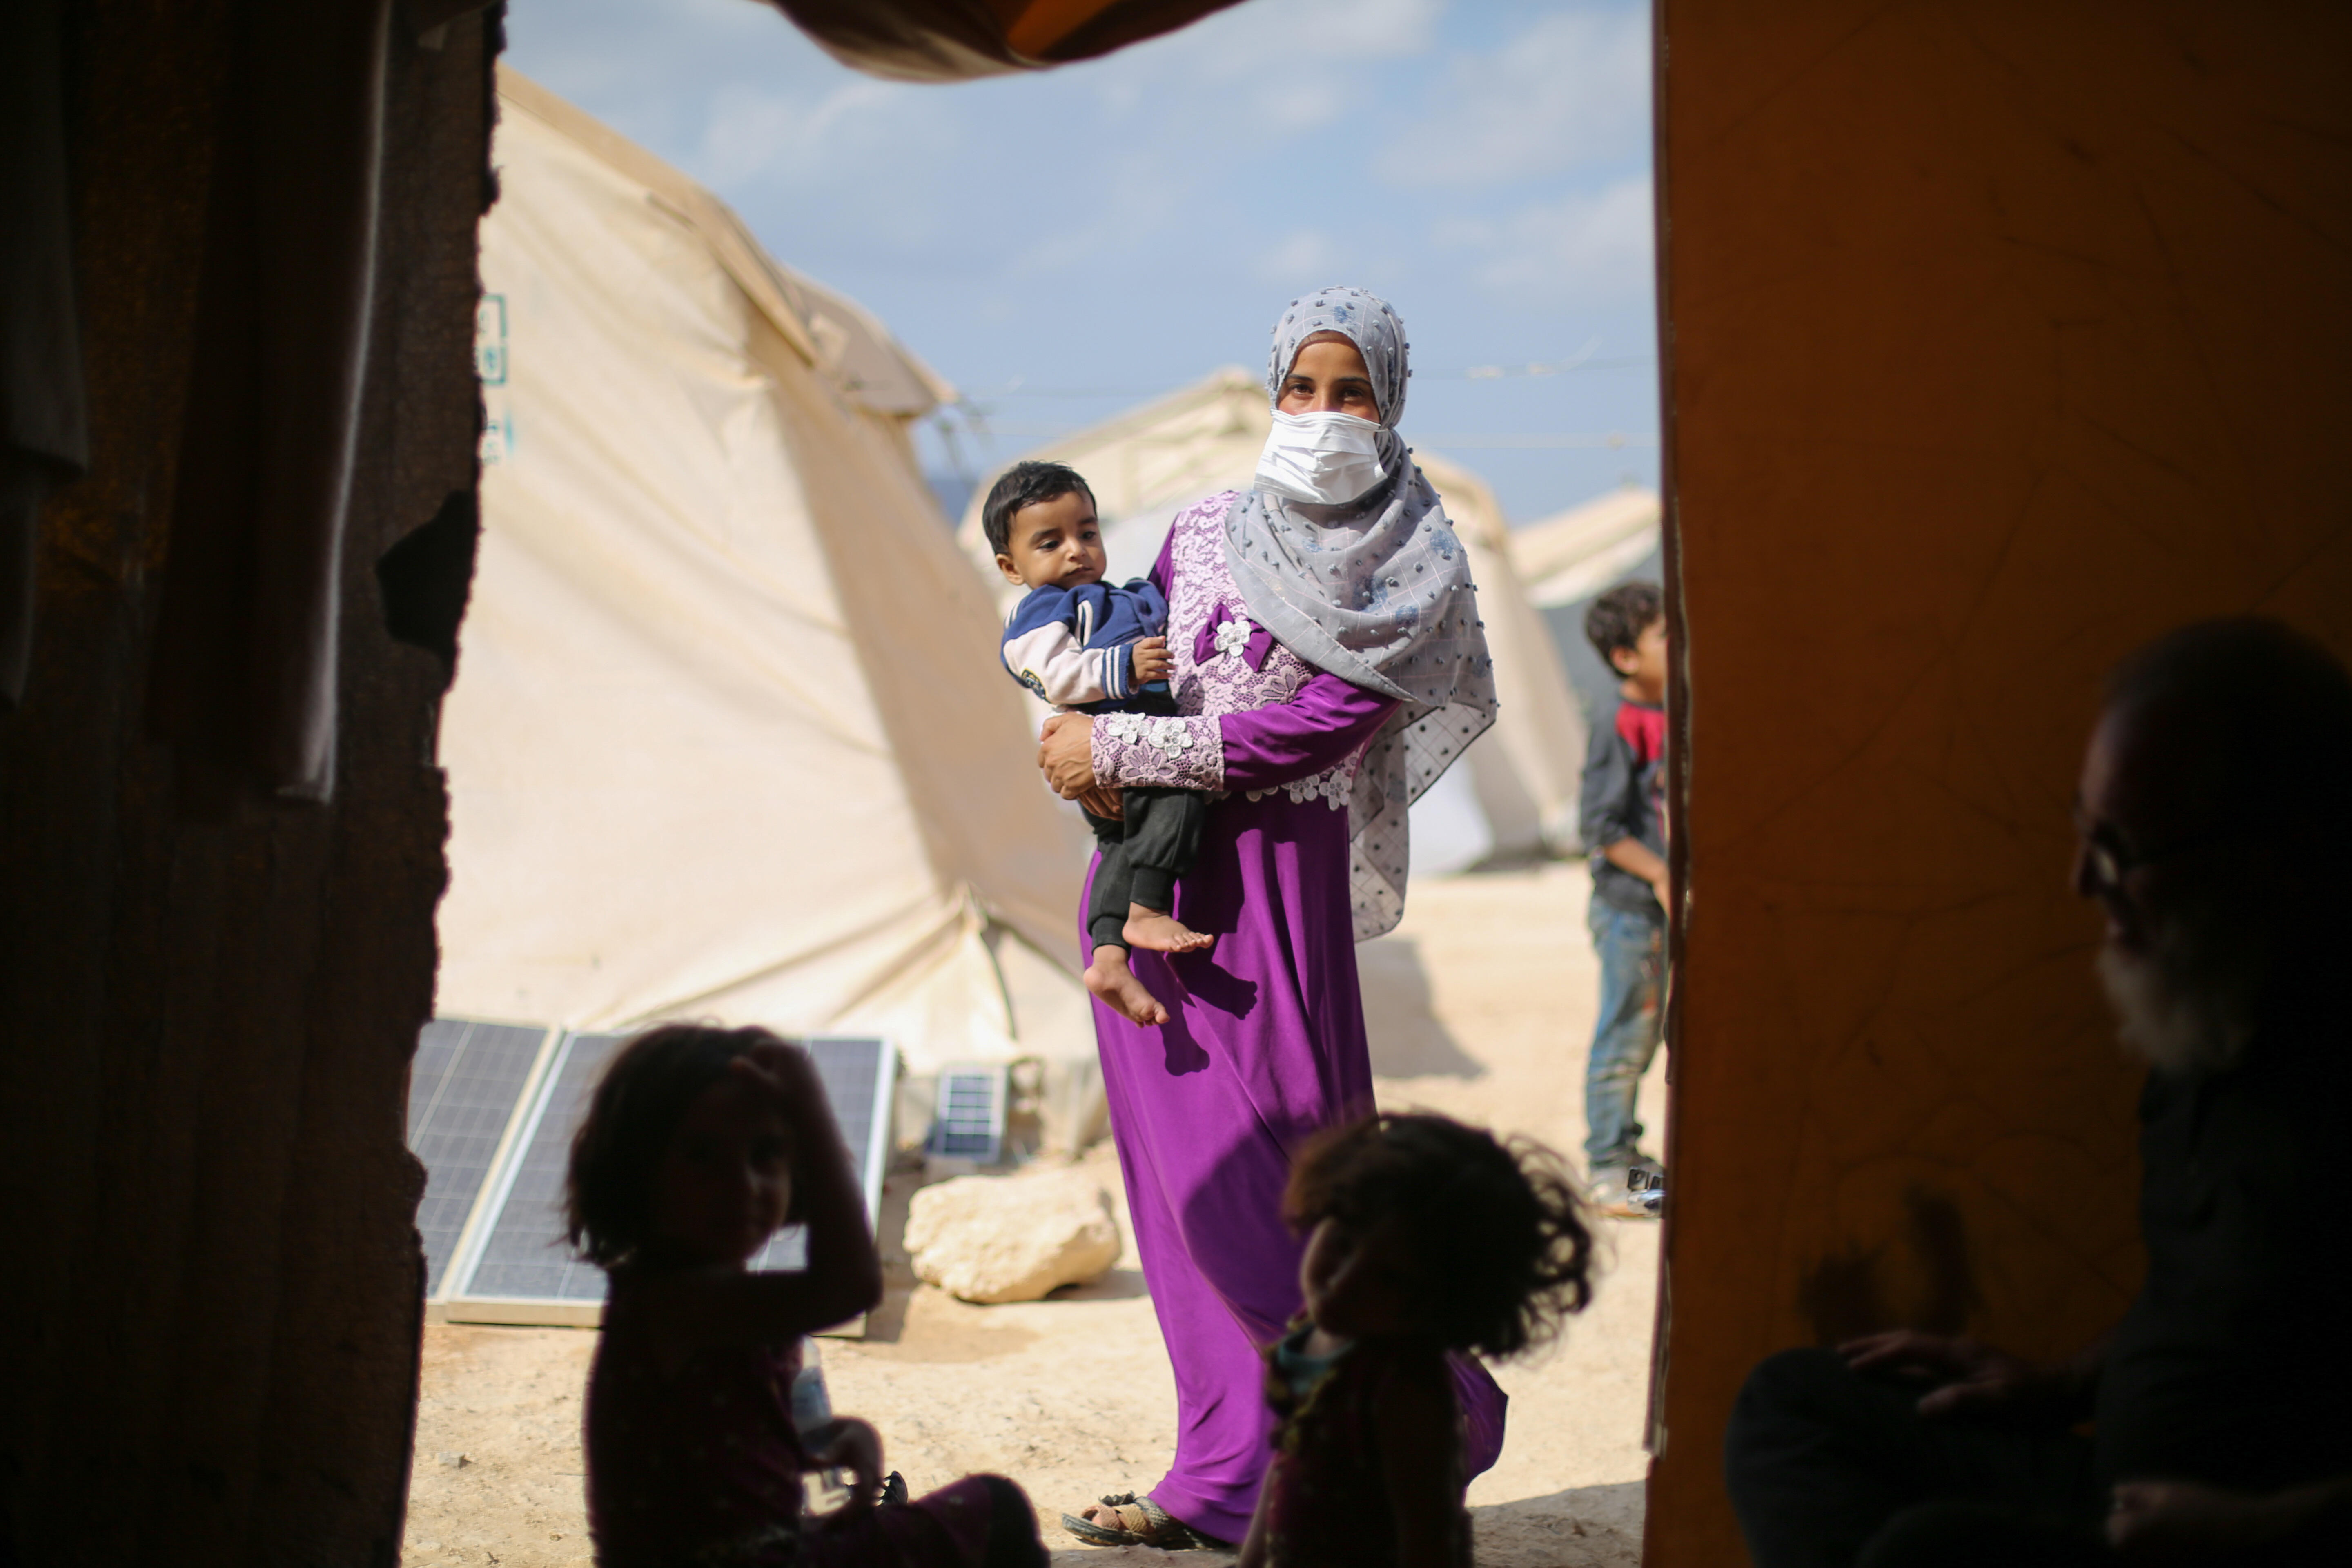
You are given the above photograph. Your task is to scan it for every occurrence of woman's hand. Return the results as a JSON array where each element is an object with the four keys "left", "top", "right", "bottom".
[{"left": 1038, "top": 713, "right": 1099, "bottom": 798}]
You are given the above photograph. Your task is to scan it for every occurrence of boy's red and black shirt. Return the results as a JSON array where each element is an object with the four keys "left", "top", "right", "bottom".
[{"left": 1578, "top": 695, "right": 1668, "bottom": 918}]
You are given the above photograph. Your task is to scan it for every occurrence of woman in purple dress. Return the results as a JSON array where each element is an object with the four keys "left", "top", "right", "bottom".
[{"left": 1036, "top": 288, "right": 1507, "bottom": 1549}]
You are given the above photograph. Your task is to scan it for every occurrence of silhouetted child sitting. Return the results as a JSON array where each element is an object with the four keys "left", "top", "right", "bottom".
[
  {"left": 1238, "top": 1113, "right": 1597, "bottom": 1568},
  {"left": 569, "top": 1024, "right": 1046, "bottom": 1568},
  {"left": 986, "top": 459, "right": 1211, "bottom": 1027}
]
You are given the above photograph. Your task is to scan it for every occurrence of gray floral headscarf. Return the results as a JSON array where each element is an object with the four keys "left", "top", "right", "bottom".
[{"left": 1223, "top": 286, "right": 1499, "bottom": 940}]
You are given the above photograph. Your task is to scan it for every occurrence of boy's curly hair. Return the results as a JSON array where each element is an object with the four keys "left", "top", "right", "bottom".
[
  {"left": 565, "top": 1023, "right": 793, "bottom": 1269},
  {"left": 981, "top": 459, "right": 1096, "bottom": 557},
  {"left": 1284, "top": 1112, "right": 1595, "bottom": 1359},
  {"left": 1583, "top": 580, "right": 1664, "bottom": 671}
]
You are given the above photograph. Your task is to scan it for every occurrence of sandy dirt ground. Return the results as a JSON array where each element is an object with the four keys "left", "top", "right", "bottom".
[{"left": 402, "top": 861, "right": 1669, "bottom": 1567}]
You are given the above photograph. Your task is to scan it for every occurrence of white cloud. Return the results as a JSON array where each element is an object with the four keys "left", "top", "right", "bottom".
[
  {"left": 1437, "top": 175, "right": 1654, "bottom": 300},
  {"left": 1258, "top": 75, "right": 1345, "bottom": 131},
  {"left": 1256, "top": 228, "right": 1339, "bottom": 283},
  {"left": 1000, "top": 156, "right": 1198, "bottom": 278},
  {"left": 1080, "top": 0, "right": 1441, "bottom": 132},
  {"left": 695, "top": 77, "right": 951, "bottom": 191},
  {"left": 1134, "top": 0, "right": 1442, "bottom": 81},
  {"left": 1383, "top": 7, "right": 1649, "bottom": 188}
]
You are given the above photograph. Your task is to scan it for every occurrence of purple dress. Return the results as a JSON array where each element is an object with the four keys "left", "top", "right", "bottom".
[{"left": 1085, "top": 495, "right": 1506, "bottom": 1542}]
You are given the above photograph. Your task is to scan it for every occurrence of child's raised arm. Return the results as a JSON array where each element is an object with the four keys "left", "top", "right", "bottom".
[{"left": 744, "top": 1040, "right": 883, "bottom": 1314}]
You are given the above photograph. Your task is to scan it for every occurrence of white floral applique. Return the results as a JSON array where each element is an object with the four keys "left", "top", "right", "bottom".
[
  {"left": 1142, "top": 717, "right": 1196, "bottom": 760},
  {"left": 1214, "top": 615, "right": 1255, "bottom": 660},
  {"left": 1247, "top": 765, "right": 1350, "bottom": 811},
  {"left": 1092, "top": 709, "right": 1218, "bottom": 793}
]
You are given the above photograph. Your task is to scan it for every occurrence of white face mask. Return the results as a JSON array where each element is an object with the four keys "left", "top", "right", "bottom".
[{"left": 1254, "top": 410, "right": 1388, "bottom": 506}]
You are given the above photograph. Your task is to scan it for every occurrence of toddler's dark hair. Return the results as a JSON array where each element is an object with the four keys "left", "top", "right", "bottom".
[
  {"left": 1284, "top": 1112, "right": 1594, "bottom": 1359},
  {"left": 982, "top": 460, "right": 1096, "bottom": 557},
  {"left": 1584, "top": 581, "right": 1664, "bottom": 670},
  {"left": 565, "top": 1022, "right": 795, "bottom": 1269}
]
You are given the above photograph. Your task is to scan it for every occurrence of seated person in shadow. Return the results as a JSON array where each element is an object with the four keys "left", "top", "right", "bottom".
[{"left": 1723, "top": 618, "right": 2352, "bottom": 1567}]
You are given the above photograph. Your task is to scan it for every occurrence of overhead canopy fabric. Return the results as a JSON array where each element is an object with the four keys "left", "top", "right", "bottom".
[
  {"left": 957, "top": 367, "right": 1589, "bottom": 860},
  {"left": 436, "top": 70, "right": 1093, "bottom": 1074},
  {"left": 767, "top": 0, "right": 1248, "bottom": 82}
]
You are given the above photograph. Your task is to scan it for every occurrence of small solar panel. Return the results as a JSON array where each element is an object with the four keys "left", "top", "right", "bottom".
[
  {"left": 445, "top": 1032, "right": 894, "bottom": 1314},
  {"left": 406, "top": 1019, "right": 554, "bottom": 1296},
  {"left": 927, "top": 1065, "right": 1008, "bottom": 1163}
]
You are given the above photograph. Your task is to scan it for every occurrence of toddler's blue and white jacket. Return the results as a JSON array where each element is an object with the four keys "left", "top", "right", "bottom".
[{"left": 1000, "top": 578, "right": 1170, "bottom": 713}]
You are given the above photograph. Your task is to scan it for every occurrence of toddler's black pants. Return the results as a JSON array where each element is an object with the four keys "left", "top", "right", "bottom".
[{"left": 1082, "top": 786, "right": 1207, "bottom": 951}]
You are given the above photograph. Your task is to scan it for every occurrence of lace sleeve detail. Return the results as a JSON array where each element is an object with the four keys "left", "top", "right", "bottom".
[{"left": 1092, "top": 711, "right": 1224, "bottom": 791}]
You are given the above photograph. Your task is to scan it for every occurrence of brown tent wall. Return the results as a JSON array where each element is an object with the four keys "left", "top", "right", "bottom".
[
  {"left": 0, "top": 6, "right": 495, "bottom": 1564},
  {"left": 1648, "top": 3, "right": 2352, "bottom": 1564}
]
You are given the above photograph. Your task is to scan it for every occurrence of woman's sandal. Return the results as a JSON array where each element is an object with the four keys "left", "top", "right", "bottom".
[{"left": 1059, "top": 1491, "right": 1232, "bottom": 1551}]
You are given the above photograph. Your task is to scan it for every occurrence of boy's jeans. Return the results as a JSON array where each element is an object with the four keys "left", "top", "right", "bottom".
[{"left": 1585, "top": 897, "right": 1665, "bottom": 1170}]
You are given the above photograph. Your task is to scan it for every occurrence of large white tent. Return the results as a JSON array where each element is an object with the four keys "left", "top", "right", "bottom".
[
  {"left": 956, "top": 369, "right": 1590, "bottom": 869},
  {"left": 1509, "top": 484, "right": 1664, "bottom": 722},
  {"left": 435, "top": 71, "right": 1097, "bottom": 1096}
]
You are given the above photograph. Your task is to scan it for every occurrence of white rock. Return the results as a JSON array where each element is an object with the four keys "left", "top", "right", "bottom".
[{"left": 904, "top": 1167, "right": 1122, "bottom": 1304}]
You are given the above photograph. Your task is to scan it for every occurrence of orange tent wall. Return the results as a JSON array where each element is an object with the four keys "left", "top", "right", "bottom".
[{"left": 1646, "top": 4, "right": 2352, "bottom": 1564}]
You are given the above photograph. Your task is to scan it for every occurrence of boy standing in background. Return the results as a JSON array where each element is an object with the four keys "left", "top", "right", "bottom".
[{"left": 1577, "top": 581, "right": 1670, "bottom": 1218}]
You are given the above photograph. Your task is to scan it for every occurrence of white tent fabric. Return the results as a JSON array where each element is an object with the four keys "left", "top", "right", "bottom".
[
  {"left": 1512, "top": 484, "right": 1662, "bottom": 610},
  {"left": 436, "top": 70, "right": 1095, "bottom": 1078},
  {"left": 1510, "top": 485, "right": 1666, "bottom": 727},
  {"left": 957, "top": 368, "right": 1589, "bottom": 868}
]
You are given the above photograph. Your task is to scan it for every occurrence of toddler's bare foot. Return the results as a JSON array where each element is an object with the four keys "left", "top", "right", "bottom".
[
  {"left": 1084, "top": 945, "right": 1169, "bottom": 1026},
  {"left": 1123, "top": 904, "right": 1215, "bottom": 954}
]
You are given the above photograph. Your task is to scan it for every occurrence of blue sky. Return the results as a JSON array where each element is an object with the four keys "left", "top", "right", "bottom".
[{"left": 504, "top": 0, "right": 1658, "bottom": 525}]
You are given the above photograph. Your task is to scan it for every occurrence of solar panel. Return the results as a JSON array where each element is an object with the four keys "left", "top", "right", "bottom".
[
  {"left": 406, "top": 1020, "right": 555, "bottom": 1296},
  {"left": 739, "top": 1038, "right": 896, "bottom": 1274},
  {"left": 443, "top": 1033, "right": 894, "bottom": 1318},
  {"left": 802, "top": 1036, "right": 896, "bottom": 1221},
  {"left": 927, "top": 1065, "right": 1008, "bottom": 1163},
  {"left": 454, "top": 1029, "right": 628, "bottom": 1304}
]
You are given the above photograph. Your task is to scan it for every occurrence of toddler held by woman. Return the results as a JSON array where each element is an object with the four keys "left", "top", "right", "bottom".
[
  {"left": 569, "top": 1024, "right": 1047, "bottom": 1568},
  {"left": 986, "top": 459, "right": 1215, "bottom": 1027}
]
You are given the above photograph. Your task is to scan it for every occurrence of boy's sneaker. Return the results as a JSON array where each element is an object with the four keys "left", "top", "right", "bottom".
[{"left": 1589, "top": 1159, "right": 1666, "bottom": 1219}]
